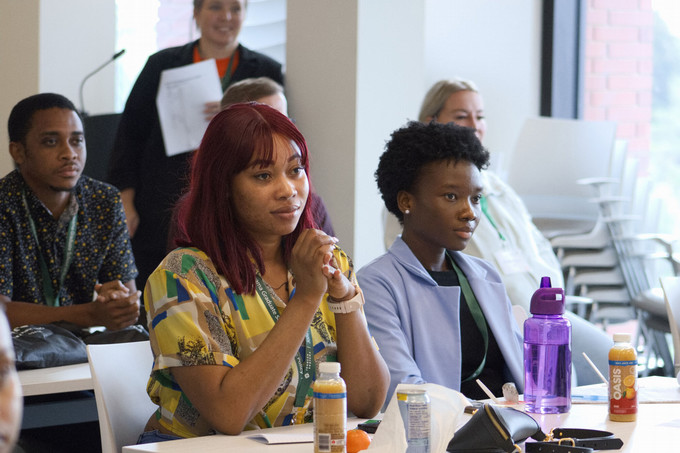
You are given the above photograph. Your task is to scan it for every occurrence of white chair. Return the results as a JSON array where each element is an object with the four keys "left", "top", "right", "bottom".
[
  {"left": 506, "top": 116, "right": 617, "bottom": 236},
  {"left": 661, "top": 276, "right": 680, "bottom": 377},
  {"left": 87, "top": 341, "right": 156, "bottom": 453}
]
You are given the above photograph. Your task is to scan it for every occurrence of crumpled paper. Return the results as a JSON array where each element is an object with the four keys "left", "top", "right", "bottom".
[{"left": 368, "top": 383, "right": 469, "bottom": 452}]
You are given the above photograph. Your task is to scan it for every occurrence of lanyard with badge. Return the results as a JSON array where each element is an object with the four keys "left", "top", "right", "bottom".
[
  {"left": 255, "top": 274, "right": 314, "bottom": 418},
  {"left": 21, "top": 190, "right": 77, "bottom": 307},
  {"left": 481, "top": 194, "right": 530, "bottom": 275},
  {"left": 220, "top": 48, "right": 238, "bottom": 91},
  {"left": 447, "top": 252, "right": 488, "bottom": 382}
]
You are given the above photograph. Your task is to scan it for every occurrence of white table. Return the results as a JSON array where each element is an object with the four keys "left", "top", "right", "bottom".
[
  {"left": 123, "top": 404, "right": 680, "bottom": 452},
  {"left": 18, "top": 362, "right": 93, "bottom": 396},
  {"left": 123, "top": 377, "right": 680, "bottom": 452},
  {"left": 122, "top": 419, "right": 365, "bottom": 453},
  {"left": 18, "top": 362, "right": 97, "bottom": 429},
  {"left": 524, "top": 402, "right": 680, "bottom": 451}
]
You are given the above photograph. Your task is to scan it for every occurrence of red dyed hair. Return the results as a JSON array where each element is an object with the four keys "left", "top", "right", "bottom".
[{"left": 176, "top": 103, "right": 316, "bottom": 294}]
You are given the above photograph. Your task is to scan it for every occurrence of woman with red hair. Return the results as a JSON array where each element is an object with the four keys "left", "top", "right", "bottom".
[{"left": 140, "top": 103, "right": 388, "bottom": 441}]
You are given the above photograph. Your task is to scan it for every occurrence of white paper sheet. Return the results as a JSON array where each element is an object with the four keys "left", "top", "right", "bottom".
[
  {"left": 156, "top": 59, "right": 222, "bottom": 156},
  {"left": 247, "top": 432, "right": 313, "bottom": 444}
]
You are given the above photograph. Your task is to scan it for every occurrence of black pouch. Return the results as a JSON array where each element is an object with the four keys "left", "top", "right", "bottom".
[
  {"left": 448, "top": 404, "right": 623, "bottom": 453},
  {"left": 447, "top": 404, "right": 545, "bottom": 453},
  {"left": 12, "top": 323, "right": 88, "bottom": 370}
]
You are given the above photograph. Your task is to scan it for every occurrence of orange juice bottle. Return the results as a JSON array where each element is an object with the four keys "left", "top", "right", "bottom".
[
  {"left": 608, "top": 333, "right": 637, "bottom": 422},
  {"left": 314, "top": 362, "right": 347, "bottom": 452}
]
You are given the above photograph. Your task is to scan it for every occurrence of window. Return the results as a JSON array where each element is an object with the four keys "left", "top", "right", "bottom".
[
  {"left": 650, "top": 0, "right": 680, "bottom": 236},
  {"left": 580, "top": 0, "right": 680, "bottom": 236}
]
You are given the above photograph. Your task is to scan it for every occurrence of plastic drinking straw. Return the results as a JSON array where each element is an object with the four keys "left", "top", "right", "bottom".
[
  {"left": 582, "top": 352, "right": 609, "bottom": 385},
  {"left": 476, "top": 379, "right": 501, "bottom": 404}
]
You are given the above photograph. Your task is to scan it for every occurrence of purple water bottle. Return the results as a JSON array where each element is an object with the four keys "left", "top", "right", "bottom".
[{"left": 523, "top": 277, "right": 571, "bottom": 414}]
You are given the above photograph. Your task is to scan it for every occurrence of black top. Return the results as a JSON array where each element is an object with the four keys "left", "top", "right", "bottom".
[
  {"left": 0, "top": 170, "right": 137, "bottom": 305},
  {"left": 427, "top": 267, "right": 508, "bottom": 400}
]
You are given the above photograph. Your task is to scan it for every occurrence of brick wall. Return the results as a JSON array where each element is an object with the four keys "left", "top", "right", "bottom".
[{"left": 584, "top": 0, "right": 654, "bottom": 174}]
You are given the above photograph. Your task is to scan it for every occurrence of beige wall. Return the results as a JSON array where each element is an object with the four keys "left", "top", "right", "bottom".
[
  {"left": 0, "top": 1, "right": 40, "bottom": 175},
  {"left": 287, "top": 0, "right": 360, "bottom": 258},
  {"left": 0, "top": 0, "right": 116, "bottom": 175}
]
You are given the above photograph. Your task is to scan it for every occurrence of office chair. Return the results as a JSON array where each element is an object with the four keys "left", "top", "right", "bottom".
[
  {"left": 603, "top": 188, "right": 679, "bottom": 376},
  {"left": 550, "top": 141, "right": 630, "bottom": 320}
]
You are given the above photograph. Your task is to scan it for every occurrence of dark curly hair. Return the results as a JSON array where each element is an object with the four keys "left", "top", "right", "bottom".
[
  {"left": 376, "top": 121, "right": 490, "bottom": 222},
  {"left": 8, "top": 93, "right": 80, "bottom": 144}
]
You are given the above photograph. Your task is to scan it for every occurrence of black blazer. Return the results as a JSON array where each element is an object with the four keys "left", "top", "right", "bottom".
[{"left": 107, "top": 41, "right": 284, "bottom": 257}]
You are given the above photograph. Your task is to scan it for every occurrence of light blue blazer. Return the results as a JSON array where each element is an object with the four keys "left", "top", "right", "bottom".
[{"left": 357, "top": 237, "right": 524, "bottom": 404}]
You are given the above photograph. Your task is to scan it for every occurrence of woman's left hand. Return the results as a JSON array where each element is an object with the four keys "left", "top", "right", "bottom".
[
  {"left": 290, "top": 229, "right": 352, "bottom": 298},
  {"left": 322, "top": 250, "right": 354, "bottom": 301}
]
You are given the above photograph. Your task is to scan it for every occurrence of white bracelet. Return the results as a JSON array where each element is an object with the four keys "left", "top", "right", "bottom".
[{"left": 327, "top": 286, "right": 364, "bottom": 314}]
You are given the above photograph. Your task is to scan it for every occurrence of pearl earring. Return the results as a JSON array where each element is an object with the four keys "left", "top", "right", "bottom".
[{"left": 404, "top": 209, "right": 410, "bottom": 215}]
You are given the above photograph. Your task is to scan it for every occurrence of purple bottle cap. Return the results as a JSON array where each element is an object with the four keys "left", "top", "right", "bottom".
[
  {"left": 540, "top": 276, "right": 551, "bottom": 288},
  {"left": 530, "top": 277, "right": 565, "bottom": 315}
]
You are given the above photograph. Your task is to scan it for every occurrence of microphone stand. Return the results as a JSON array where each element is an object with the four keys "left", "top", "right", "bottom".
[{"left": 79, "top": 49, "right": 126, "bottom": 117}]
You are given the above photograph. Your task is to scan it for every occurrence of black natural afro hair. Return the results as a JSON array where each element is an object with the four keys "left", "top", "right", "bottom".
[{"left": 376, "top": 121, "right": 490, "bottom": 222}]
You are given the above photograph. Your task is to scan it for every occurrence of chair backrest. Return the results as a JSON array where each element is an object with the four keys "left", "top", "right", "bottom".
[
  {"left": 87, "top": 341, "right": 156, "bottom": 453},
  {"left": 661, "top": 276, "right": 680, "bottom": 376},
  {"left": 506, "top": 116, "right": 617, "bottom": 223}
]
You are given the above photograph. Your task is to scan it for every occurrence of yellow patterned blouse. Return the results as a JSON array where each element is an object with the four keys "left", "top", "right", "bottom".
[{"left": 144, "top": 246, "right": 357, "bottom": 438}]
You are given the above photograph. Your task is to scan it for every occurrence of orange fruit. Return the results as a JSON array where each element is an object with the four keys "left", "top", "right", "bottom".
[
  {"left": 347, "top": 428, "right": 371, "bottom": 453},
  {"left": 623, "top": 375, "right": 635, "bottom": 387},
  {"left": 624, "top": 387, "right": 636, "bottom": 399}
]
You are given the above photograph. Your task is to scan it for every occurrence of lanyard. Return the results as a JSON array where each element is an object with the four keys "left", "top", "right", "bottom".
[
  {"left": 447, "top": 252, "right": 489, "bottom": 382},
  {"left": 220, "top": 48, "right": 238, "bottom": 91},
  {"left": 255, "top": 274, "right": 313, "bottom": 408},
  {"left": 21, "top": 190, "right": 78, "bottom": 307},
  {"left": 480, "top": 195, "right": 506, "bottom": 241}
]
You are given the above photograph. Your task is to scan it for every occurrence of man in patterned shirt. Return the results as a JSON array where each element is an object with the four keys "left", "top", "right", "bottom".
[{"left": 0, "top": 93, "right": 140, "bottom": 330}]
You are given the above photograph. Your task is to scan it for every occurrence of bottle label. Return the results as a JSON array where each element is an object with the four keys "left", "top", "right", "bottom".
[
  {"left": 314, "top": 383, "right": 347, "bottom": 453},
  {"left": 313, "top": 392, "right": 347, "bottom": 399},
  {"left": 609, "top": 362, "right": 637, "bottom": 415},
  {"left": 609, "top": 360, "right": 637, "bottom": 366}
]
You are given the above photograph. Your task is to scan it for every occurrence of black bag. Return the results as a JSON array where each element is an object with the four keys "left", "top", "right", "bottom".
[
  {"left": 447, "top": 404, "right": 623, "bottom": 453},
  {"left": 12, "top": 323, "right": 88, "bottom": 370},
  {"left": 12, "top": 322, "right": 149, "bottom": 370},
  {"left": 447, "top": 404, "right": 545, "bottom": 453}
]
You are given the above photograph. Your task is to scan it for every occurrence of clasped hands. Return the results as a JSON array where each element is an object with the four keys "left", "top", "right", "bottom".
[
  {"left": 289, "top": 229, "right": 355, "bottom": 306},
  {"left": 92, "top": 280, "right": 141, "bottom": 330}
]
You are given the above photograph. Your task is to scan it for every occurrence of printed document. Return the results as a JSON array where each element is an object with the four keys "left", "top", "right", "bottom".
[{"left": 156, "top": 59, "right": 222, "bottom": 156}]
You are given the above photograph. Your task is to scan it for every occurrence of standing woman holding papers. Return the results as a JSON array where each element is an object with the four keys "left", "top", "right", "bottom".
[
  {"left": 108, "top": 0, "right": 283, "bottom": 303},
  {"left": 139, "top": 103, "right": 388, "bottom": 441}
]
